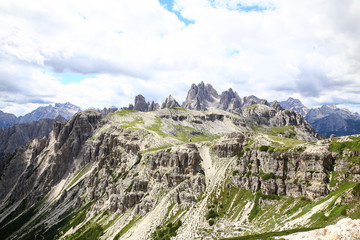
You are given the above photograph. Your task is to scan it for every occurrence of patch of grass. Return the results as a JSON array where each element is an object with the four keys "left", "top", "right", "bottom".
[
  {"left": 110, "top": 109, "right": 138, "bottom": 116},
  {"left": 146, "top": 117, "right": 167, "bottom": 137},
  {"left": 0, "top": 201, "right": 38, "bottom": 239},
  {"left": 66, "top": 163, "right": 90, "bottom": 190},
  {"left": 206, "top": 209, "right": 218, "bottom": 220},
  {"left": 140, "top": 145, "right": 172, "bottom": 153},
  {"left": 268, "top": 135, "right": 305, "bottom": 152},
  {"left": 270, "top": 126, "right": 296, "bottom": 134},
  {"left": 248, "top": 191, "right": 261, "bottom": 222},
  {"left": 285, "top": 197, "right": 311, "bottom": 215},
  {"left": 114, "top": 215, "right": 142, "bottom": 240},
  {"left": 122, "top": 171, "right": 129, "bottom": 180},
  {"left": 221, "top": 227, "right": 319, "bottom": 240},
  {"left": 120, "top": 117, "right": 144, "bottom": 128},
  {"left": 246, "top": 104, "right": 258, "bottom": 110},
  {"left": 174, "top": 125, "right": 218, "bottom": 143},
  {"left": 352, "top": 183, "right": 360, "bottom": 197},
  {"left": 59, "top": 201, "right": 93, "bottom": 235},
  {"left": 261, "top": 173, "right": 276, "bottom": 181},
  {"left": 329, "top": 136, "right": 360, "bottom": 154},
  {"left": 259, "top": 145, "right": 269, "bottom": 152},
  {"left": 125, "top": 180, "right": 134, "bottom": 193},
  {"left": 152, "top": 220, "right": 182, "bottom": 240},
  {"left": 171, "top": 107, "right": 186, "bottom": 110},
  {"left": 330, "top": 171, "right": 339, "bottom": 187},
  {"left": 238, "top": 138, "right": 254, "bottom": 159}
]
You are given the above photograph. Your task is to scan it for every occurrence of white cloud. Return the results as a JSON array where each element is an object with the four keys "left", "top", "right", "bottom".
[{"left": 1, "top": 0, "right": 360, "bottom": 115}]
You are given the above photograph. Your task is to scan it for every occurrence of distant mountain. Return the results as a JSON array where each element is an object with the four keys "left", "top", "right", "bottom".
[
  {"left": 279, "top": 98, "right": 360, "bottom": 136},
  {"left": 0, "top": 102, "right": 81, "bottom": 129},
  {"left": 0, "top": 116, "right": 67, "bottom": 156},
  {"left": 279, "top": 97, "right": 309, "bottom": 115},
  {"left": 305, "top": 105, "right": 360, "bottom": 136},
  {"left": 0, "top": 111, "right": 18, "bottom": 130},
  {"left": 18, "top": 102, "right": 81, "bottom": 123},
  {"left": 305, "top": 105, "right": 356, "bottom": 123}
]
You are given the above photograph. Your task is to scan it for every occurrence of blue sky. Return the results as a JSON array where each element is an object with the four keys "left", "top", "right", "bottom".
[
  {"left": 0, "top": 0, "right": 360, "bottom": 116},
  {"left": 52, "top": 73, "right": 95, "bottom": 85},
  {"left": 159, "top": 0, "right": 194, "bottom": 25}
]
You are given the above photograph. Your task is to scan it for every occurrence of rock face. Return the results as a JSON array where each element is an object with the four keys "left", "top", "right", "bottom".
[
  {"left": 0, "top": 107, "right": 359, "bottom": 240},
  {"left": 182, "top": 81, "right": 219, "bottom": 110},
  {"left": 0, "top": 117, "right": 66, "bottom": 156},
  {"left": 233, "top": 148, "right": 332, "bottom": 200},
  {"left": 181, "top": 82, "right": 268, "bottom": 114},
  {"left": 129, "top": 94, "right": 160, "bottom": 112},
  {"left": 218, "top": 88, "right": 242, "bottom": 114},
  {"left": 161, "top": 95, "right": 180, "bottom": 109}
]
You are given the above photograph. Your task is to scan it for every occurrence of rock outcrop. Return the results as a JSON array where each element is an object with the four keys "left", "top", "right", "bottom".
[
  {"left": 161, "top": 95, "right": 180, "bottom": 109},
  {"left": 218, "top": 88, "right": 242, "bottom": 114},
  {"left": 182, "top": 82, "right": 219, "bottom": 110},
  {"left": 128, "top": 94, "right": 160, "bottom": 112}
]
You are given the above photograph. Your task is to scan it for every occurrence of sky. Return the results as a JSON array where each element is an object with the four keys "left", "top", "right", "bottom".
[{"left": 1, "top": 0, "right": 360, "bottom": 116}]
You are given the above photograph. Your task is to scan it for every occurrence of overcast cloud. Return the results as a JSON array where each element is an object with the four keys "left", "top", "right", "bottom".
[{"left": 0, "top": 0, "right": 360, "bottom": 115}]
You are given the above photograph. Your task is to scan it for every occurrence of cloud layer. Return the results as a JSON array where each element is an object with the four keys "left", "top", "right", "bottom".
[{"left": 1, "top": 0, "right": 360, "bottom": 115}]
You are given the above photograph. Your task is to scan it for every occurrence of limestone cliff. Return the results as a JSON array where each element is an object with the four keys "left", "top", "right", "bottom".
[{"left": 0, "top": 108, "right": 359, "bottom": 240}]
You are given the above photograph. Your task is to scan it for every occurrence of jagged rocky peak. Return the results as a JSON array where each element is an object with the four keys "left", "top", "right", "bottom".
[
  {"left": 279, "top": 97, "right": 309, "bottom": 115},
  {"left": 270, "top": 100, "right": 283, "bottom": 112},
  {"left": 242, "top": 95, "right": 268, "bottom": 108},
  {"left": 130, "top": 94, "right": 160, "bottom": 112},
  {"left": 218, "top": 88, "right": 242, "bottom": 114},
  {"left": 161, "top": 95, "right": 180, "bottom": 109},
  {"left": 134, "top": 94, "right": 148, "bottom": 111},
  {"left": 182, "top": 81, "right": 219, "bottom": 110}
]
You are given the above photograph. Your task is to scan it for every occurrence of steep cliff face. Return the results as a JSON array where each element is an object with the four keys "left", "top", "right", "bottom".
[
  {"left": 182, "top": 82, "right": 219, "bottom": 110},
  {"left": 0, "top": 108, "right": 359, "bottom": 240},
  {"left": 0, "top": 117, "right": 66, "bottom": 156}
]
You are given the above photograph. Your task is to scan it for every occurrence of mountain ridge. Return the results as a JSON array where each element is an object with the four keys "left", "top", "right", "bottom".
[
  {"left": 279, "top": 97, "right": 360, "bottom": 136},
  {"left": 0, "top": 107, "right": 359, "bottom": 239},
  {"left": 0, "top": 102, "right": 81, "bottom": 130}
]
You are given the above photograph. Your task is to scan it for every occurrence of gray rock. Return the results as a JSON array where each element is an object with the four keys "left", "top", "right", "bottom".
[
  {"left": 279, "top": 97, "right": 309, "bottom": 115},
  {"left": 218, "top": 88, "right": 242, "bottom": 114},
  {"left": 161, "top": 95, "right": 180, "bottom": 109},
  {"left": 182, "top": 82, "right": 219, "bottom": 110},
  {"left": 0, "top": 117, "right": 66, "bottom": 155}
]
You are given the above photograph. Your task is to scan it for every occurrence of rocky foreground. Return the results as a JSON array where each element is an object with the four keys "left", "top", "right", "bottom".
[{"left": 0, "top": 105, "right": 360, "bottom": 239}]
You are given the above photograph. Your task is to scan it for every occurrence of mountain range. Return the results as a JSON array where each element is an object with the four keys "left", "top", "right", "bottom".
[
  {"left": 0, "top": 103, "right": 81, "bottom": 156},
  {"left": 0, "top": 102, "right": 81, "bottom": 130},
  {"left": 279, "top": 98, "right": 360, "bottom": 136},
  {"left": 1, "top": 82, "right": 360, "bottom": 239}
]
